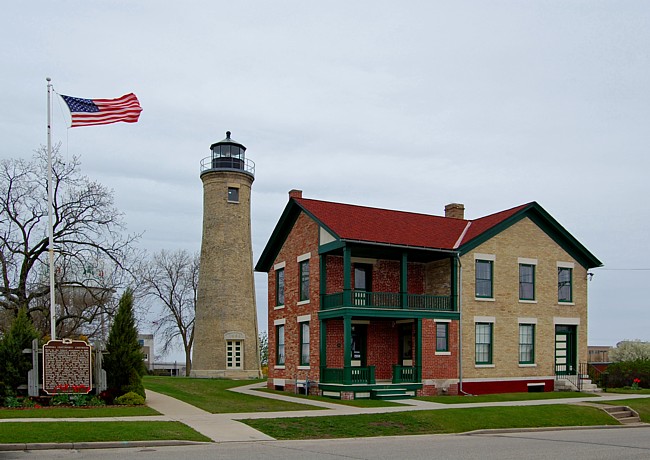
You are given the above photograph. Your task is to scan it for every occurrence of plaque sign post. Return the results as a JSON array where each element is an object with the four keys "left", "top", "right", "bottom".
[{"left": 43, "top": 339, "right": 92, "bottom": 395}]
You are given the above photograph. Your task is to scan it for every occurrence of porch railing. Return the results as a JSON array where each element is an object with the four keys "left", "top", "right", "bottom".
[
  {"left": 392, "top": 365, "right": 420, "bottom": 383},
  {"left": 320, "top": 366, "right": 376, "bottom": 384},
  {"left": 555, "top": 362, "right": 588, "bottom": 391},
  {"left": 322, "top": 290, "right": 454, "bottom": 312}
]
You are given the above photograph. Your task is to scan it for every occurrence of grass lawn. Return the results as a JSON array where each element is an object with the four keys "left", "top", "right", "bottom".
[
  {"left": 144, "top": 376, "right": 322, "bottom": 413},
  {"left": 600, "top": 397, "right": 650, "bottom": 423},
  {"left": 0, "top": 405, "right": 159, "bottom": 419},
  {"left": 605, "top": 388, "right": 650, "bottom": 395},
  {"left": 0, "top": 421, "right": 210, "bottom": 444},
  {"left": 256, "top": 389, "right": 405, "bottom": 408},
  {"left": 418, "top": 391, "right": 599, "bottom": 404},
  {"left": 242, "top": 404, "right": 618, "bottom": 440}
]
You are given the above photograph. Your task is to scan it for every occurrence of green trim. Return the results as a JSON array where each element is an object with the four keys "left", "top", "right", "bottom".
[
  {"left": 475, "top": 322, "right": 493, "bottom": 365},
  {"left": 299, "top": 259, "right": 310, "bottom": 301},
  {"left": 400, "top": 252, "right": 408, "bottom": 308},
  {"left": 519, "top": 323, "right": 535, "bottom": 365},
  {"left": 320, "top": 319, "right": 327, "bottom": 370},
  {"left": 436, "top": 322, "right": 449, "bottom": 352},
  {"left": 320, "top": 255, "right": 327, "bottom": 310},
  {"left": 319, "top": 240, "right": 345, "bottom": 254},
  {"left": 300, "top": 321, "right": 310, "bottom": 366},
  {"left": 518, "top": 263, "right": 535, "bottom": 301},
  {"left": 451, "top": 257, "right": 458, "bottom": 310},
  {"left": 275, "top": 268, "right": 285, "bottom": 306},
  {"left": 276, "top": 324, "right": 285, "bottom": 365},
  {"left": 558, "top": 267, "right": 573, "bottom": 303},
  {"left": 318, "top": 308, "right": 460, "bottom": 321},
  {"left": 475, "top": 259, "right": 493, "bottom": 299},
  {"left": 458, "top": 202, "right": 602, "bottom": 270},
  {"left": 343, "top": 316, "right": 352, "bottom": 382},
  {"left": 343, "top": 246, "right": 352, "bottom": 306},
  {"left": 416, "top": 318, "right": 422, "bottom": 381}
]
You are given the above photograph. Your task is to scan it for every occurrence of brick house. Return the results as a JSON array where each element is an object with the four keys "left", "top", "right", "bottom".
[{"left": 255, "top": 190, "right": 602, "bottom": 398}]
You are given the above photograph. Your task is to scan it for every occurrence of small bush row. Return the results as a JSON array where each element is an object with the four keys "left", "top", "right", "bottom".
[{"left": 602, "top": 359, "right": 650, "bottom": 388}]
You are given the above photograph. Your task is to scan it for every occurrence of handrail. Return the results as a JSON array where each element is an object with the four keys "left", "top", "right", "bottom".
[{"left": 322, "top": 290, "right": 454, "bottom": 312}]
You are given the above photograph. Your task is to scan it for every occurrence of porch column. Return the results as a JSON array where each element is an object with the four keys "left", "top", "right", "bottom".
[
  {"left": 320, "top": 319, "right": 327, "bottom": 379},
  {"left": 416, "top": 318, "right": 423, "bottom": 381},
  {"left": 320, "top": 254, "right": 327, "bottom": 310},
  {"left": 451, "top": 256, "right": 458, "bottom": 311},
  {"left": 343, "top": 314, "right": 352, "bottom": 384},
  {"left": 343, "top": 246, "right": 352, "bottom": 307},
  {"left": 400, "top": 252, "right": 408, "bottom": 308}
]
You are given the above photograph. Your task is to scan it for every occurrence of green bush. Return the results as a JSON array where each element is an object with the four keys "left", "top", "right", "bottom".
[
  {"left": 4, "top": 396, "right": 21, "bottom": 408},
  {"left": 86, "top": 395, "right": 106, "bottom": 406},
  {"left": 605, "top": 360, "right": 650, "bottom": 388},
  {"left": 50, "top": 394, "right": 71, "bottom": 406},
  {"left": 114, "top": 391, "right": 145, "bottom": 406}
]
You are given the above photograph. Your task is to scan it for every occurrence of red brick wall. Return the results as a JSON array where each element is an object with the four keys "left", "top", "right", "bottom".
[
  {"left": 267, "top": 213, "right": 321, "bottom": 382},
  {"left": 366, "top": 320, "right": 399, "bottom": 379},
  {"left": 326, "top": 256, "right": 343, "bottom": 293},
  {"left": 421, "top": 319, "right": 458, "bottom": 380}
]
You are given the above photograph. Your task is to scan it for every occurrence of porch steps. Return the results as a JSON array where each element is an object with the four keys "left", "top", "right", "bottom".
[
  {"left": 602, "top": 405, "right": 641, "bottom": 424},
  {"left": 555, "top": 377, "right": 602, "bottom": 393},
  {"left": 370, "top": 388, "right": 412, "bottom": 400}
]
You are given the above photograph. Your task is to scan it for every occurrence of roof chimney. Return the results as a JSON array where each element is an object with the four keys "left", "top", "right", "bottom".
[
  {"left": 445, "top": 203, "right": 465, "bottom": 219},
  {"left": 289, "top": 189, "right": 303, "bottom": 199}
]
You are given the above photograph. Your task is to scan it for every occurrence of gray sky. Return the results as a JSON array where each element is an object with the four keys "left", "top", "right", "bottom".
[{"left": 2, "top": 1, "right": 649, "bottom": 359}]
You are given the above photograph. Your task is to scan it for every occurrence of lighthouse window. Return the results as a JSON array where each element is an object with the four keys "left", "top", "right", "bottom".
[{"left": 228, "top": 187, "right": 239, "bottom": 203}]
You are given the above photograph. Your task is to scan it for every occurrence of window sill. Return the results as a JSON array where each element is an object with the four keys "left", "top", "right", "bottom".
[
  {"left": 297, "top": 300, "right": 310, "bottom": 306},
  {"left": 558, "top": 302, "right": 575, "bottom": 306},
  {"left": 519, "top": 299, "right": 537, "bottom": 304},
  {"left": 435, "top": 351, "right": 451, "bottom": 356},
  {"left": 475, "top": 297, "right": 495, "bottom": 302},
  {"left": 274, "top": 365, "right": 285, "bottom": 370},
  {"left": 274, "top": 305, "right": 285, "bottom": 310},
  {"left": 475, "top": 364, "right": 495, "bottom": 368},
  {"left": 519, "top": 363, "right": 537, "bottom": 368},
  {"left": 298, "top": 366, "right": 310, "bottom": 370}
]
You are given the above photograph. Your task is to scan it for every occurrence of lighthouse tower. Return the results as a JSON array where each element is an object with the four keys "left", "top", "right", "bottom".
[{"left": 191, "top": 132, "right": 261, "bottom": 378}]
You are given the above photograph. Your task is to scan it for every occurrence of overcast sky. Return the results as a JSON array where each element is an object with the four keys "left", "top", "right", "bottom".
[{"left": 2, "top": 1, "right": 649, "bottom": 360}]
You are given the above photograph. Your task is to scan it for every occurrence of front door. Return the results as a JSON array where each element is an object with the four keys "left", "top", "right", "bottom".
[
  {"left": 351, "top": 324, "right": 367, "bottom": 367},
  {"left": 555, "top": 325, "right": 577, "bottom": 375},
  {"left": 354, "top": 264, "right": 372, "bottom": 306},
  {"left": 398, "top": 324, "right": 413, "bottom": 366}
]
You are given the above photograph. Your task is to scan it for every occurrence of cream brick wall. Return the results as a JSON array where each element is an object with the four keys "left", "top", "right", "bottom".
[
  {"left": 192, "top": 170, "right": 261, "bottom": 378},
  {"left": 460, "top": 217, "right": 588, "bottom": 380}
]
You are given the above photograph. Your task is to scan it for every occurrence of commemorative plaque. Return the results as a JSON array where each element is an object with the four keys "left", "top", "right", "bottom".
[{"left": 43, "top": 339, "right": 92, "bottom": 395}]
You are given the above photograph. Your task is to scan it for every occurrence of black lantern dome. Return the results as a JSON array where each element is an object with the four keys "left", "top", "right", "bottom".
[{"left": 201, "top": 131, "right": 255, "bottom": 177}]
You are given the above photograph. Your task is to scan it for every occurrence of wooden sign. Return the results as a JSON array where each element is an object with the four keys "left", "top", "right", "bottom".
[{"left": 42, "top": 339, "right": 92, "bottom": 395}]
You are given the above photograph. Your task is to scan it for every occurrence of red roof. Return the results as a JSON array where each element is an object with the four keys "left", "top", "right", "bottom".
[{"left": 295, "top": 197, "right": 531, "bottom": 250}]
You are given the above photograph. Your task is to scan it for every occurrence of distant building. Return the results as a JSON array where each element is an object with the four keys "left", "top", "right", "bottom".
[
  {"left": 256, "top": 191, "right": 602, "bottom": 398},
  {"left": 588, "top": 346, "right": 612, "bottom": 363},
  {"left": 138, "top": 334, "right": 154, "bottom": 371}
]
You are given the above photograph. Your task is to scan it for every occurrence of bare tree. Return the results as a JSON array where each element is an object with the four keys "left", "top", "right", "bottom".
[
  {"left": 141, "top": 249, "right": 197, "bottom": 376},
  {"left": 0, "top": 146, "right": 141, "bottom": 339}
]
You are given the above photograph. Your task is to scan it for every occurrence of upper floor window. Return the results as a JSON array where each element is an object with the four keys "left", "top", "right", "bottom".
[
  {"left": 558, "top": 267, "right": 573, "bottom": 302},
  {"left": 475, "top": 260, "right": 493, "bottom": 298},
  {"left": 275, "top": 268, "right": 285, "bottom": 306},
  {"left": 519, "top": 264, "right": 535, "bottom": 301},
  {"left": 299, "top": 260, "right": 310, "bottom": 301}
]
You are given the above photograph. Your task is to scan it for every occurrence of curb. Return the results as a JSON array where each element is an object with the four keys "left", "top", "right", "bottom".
[
  {"left": 462, "top": 423, "right": 650, "bottom": 436},
  {"left": 0, "top": 440, "right": 208, "bottom": 452}
]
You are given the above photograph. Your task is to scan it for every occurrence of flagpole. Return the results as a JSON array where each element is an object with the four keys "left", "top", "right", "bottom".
[{"left": 46, "top": 77, "right": 56, "bottom": 340}]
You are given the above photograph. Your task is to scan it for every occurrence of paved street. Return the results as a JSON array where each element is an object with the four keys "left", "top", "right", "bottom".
[{"left": 2, "top": 426, "right": 649, "bottom": 460}]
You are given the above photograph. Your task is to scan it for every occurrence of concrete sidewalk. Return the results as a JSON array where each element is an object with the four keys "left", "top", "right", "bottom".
[{"left": 1, "top": 383, "right": 648, "bottom": 449}]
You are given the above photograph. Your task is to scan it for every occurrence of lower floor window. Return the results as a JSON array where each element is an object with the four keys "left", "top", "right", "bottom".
[
  {"left": 475, "top": 322, "right": 493, "bottom": 364},
  {"left": 300, "top": 322, "right": 310, "bottom": 365},
  {"left": 276, "top": 325, "right": 285, "bottom": 365},
  {"left": 436, "top": 322, "right": 449, "bottom": 352},
  {"left": 519, "top": 324, "right": 535, "bottom": 364},
  {"left": 226, "top": 340, "right": 242, "bottom": 369}
]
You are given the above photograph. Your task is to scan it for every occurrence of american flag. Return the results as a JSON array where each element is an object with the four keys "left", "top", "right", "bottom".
[{"left": 60, "top": 93, "right": 142, "bottom": 127}]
